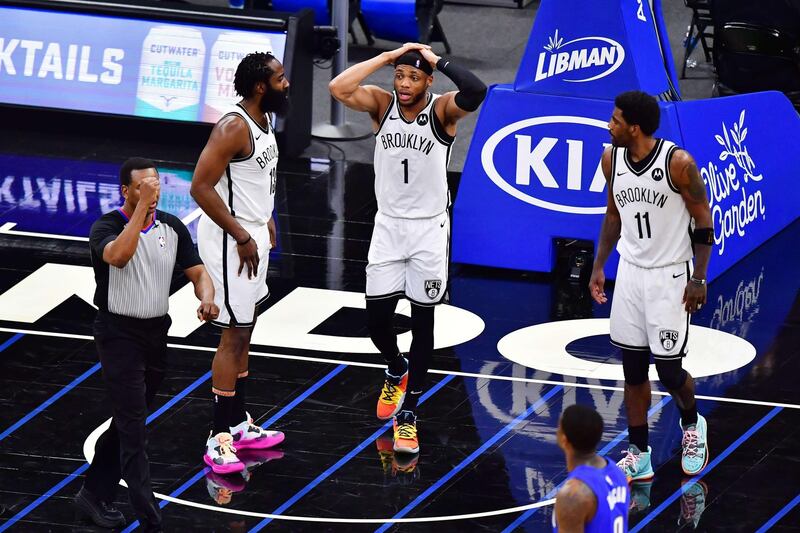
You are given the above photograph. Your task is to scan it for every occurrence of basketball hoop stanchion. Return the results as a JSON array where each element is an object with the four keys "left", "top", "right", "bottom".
[{"left": 312, "top": 0, "right": 372, "bottom": 141}]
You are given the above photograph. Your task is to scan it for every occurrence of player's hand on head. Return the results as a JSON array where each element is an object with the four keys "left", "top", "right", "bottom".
[
  {"left": 236, "top": 235, "right": 259, "bottom": 279},
  {"left": 419, "top": 48, "right": 441, "bottom": 69},
  {"left": 589, "top": 268, "right": 607, "bottom": 304},
  {"left": 387, "top": 43, "right": 430, "bottom": 62}
]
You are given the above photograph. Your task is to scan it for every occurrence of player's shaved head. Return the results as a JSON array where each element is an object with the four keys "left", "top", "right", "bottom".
[{"left": 560, "top": 404, "right": 604, "bottom": 454}]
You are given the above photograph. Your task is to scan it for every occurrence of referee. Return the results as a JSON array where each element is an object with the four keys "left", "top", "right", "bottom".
[{"left": 75, "top": 158, "right": 218, "bottom": 531}]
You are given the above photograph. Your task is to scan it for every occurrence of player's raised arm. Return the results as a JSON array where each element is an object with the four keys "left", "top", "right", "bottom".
[
  {"left": 670, "top": 149, "right": 713, "bottom": 313},
  {"left": 416, "top": 48, "right": 487, "bottom": 131},
  {"left": 329, "top": 43, "right": 428, "bottom": 124},
  {"left": 589, "top": 146, "right": 621, "bottom": 304}
]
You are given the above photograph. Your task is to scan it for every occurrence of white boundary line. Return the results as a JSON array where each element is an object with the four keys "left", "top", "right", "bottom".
[
  {"left": 0, "top": 210, "right": 203, "bottom": 243},
  {"left": 2, "top": 326, "right": 798, "bottom": 411}
]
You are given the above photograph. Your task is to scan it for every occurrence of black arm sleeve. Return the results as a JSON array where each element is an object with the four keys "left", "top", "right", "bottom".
[{"left": 436, "top": 58, "right": 487, "bottom": 112}]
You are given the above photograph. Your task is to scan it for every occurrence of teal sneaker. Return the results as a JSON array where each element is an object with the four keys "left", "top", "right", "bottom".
[
  {"left": 680, "top": 414, "right": 709, "bottom": 476},
  {"left": 617, "top": 445, "right": 654, "bottom": 482},
  {"left": 629, "top": 480, "right": 653, "bottom": 515},
  {"left": 678, "top": 479, "right": 708, "bottom": 529}
]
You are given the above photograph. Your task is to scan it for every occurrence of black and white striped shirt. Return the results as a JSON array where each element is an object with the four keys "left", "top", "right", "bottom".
[{"left": 90, "top": 209, "right": 201, "bottom": 319}]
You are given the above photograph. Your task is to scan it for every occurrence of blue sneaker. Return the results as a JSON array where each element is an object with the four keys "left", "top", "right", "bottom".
[
  {"left": 617, "top": 445, "right": 654, "bottom": 482},
  {"left": 680, "top": 414, "right": 709, "bottom": 476},
  {"left": 678, "top": 479, "right": 708, "bottom": 529}
]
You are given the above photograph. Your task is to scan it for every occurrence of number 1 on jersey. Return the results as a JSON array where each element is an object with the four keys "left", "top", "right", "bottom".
[
  {"left": 634, "top": 211, "right": 651, "bottom": 239},
  {"left": 401, "top": 158, "right": 409, "bottom": 184}
]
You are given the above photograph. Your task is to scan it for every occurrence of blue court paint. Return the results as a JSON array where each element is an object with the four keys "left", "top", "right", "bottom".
[
  {"left": 0, "top": 361, "right": 101, "bottom": 442},
  {"left": 0, "top": 369, "right": 213, "bottom": 532},
  {"left": 755, "top": 493, "right": 800, "bottom": 533},
  {"left": 248, "top": 374, "right": 457, "bottom": 532},
  {"left": 0, "top": 332, "right": 24, "bottom": 352},
  {"left": 501, "top": 396, "right": 673, "bottom": 532},
  {"left": 122, "top": 363, "right": 349, "bottom": 533},
  {"left": 372, "top": 385, "right": 564, "bottom": 533},
  {"left": 631, "top": 406, "right": 783, "bottom": 532},
  {"left": 0, "top": 462, "right": 90, "bottom": 533}
]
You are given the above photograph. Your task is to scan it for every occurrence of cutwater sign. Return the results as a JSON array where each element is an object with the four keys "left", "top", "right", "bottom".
[{"left": 533, "top": 30, "right": 625, "bottom": 84}]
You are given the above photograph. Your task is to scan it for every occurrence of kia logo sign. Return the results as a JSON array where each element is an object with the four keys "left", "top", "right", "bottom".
[{"left": 481, "top": 115, "right": 611, "bottom": 215}]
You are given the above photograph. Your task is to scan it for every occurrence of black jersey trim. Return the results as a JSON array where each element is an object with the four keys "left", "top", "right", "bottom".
[
  {"left": 430, "top": 98, "right": 455, "bottom": 146},
  {"left": 610, "top": 339, "right": 650, "bottom": 351},
  {"left": 623, "top": 138, "right": 664, "bottom": 176},
  {"left": 236, "top": 102, "right": 270, "bottom": 133},
  {"left": 365, "top": 290, "right": 405, "bottom": 301},
  {"left": 395, "top": 91, "right": 432, "bottom": 124},
  {"left": 665, "top": 144, "right": 681, "bottom": 193},
  {"left": 225, "top": 166, "right": 236, "bottom": 217},
  {"left": 609, "top": 147, "right": 618, "bottom": 189},
  {"left": 221, "top": 112, "right": 255, "bottom": 163},
  {"left": 374, "top": 93, "right": 395, "bottom": 137},
  {"left": 221, "top": 233, "right": 239, "bottom": 326}
]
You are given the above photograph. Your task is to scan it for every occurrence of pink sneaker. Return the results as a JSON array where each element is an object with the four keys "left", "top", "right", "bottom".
[
  {"left": 204, "top": 432, "right": 245, "bottom": 474},
  {"left": 230, "top": 412, "right": 285, "bottom": 450}
]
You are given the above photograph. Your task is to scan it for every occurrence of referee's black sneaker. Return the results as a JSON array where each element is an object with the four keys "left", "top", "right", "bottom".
[{"left": 74, "top": 487, "right": 126, "bottom": 528}]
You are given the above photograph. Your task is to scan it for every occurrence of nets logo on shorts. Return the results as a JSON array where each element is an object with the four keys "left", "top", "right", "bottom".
[
  {"left": 424, "top": 279, "right": 442, "bottom": 299},
  {"left": 659, "top": 329, "right": 679, "bottom": 351}
]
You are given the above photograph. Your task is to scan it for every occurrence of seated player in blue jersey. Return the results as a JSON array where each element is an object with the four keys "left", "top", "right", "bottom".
[
  {"left": 328, "top": 43, "right": 486, "bottom": 455},
  {"left": 553, "top": 404, "right": 629, "bottom": 532}
]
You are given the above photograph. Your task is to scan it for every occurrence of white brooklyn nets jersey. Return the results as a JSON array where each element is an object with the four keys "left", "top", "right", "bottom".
[
  {"left": 612, "top": 139, "right": 693, "bottom": 268},
  {"left": 213, "top": 104, "right": 278, "bottom": 225},
  {"left": 374, "top": 92, "right": 453, "bottom": 218}
]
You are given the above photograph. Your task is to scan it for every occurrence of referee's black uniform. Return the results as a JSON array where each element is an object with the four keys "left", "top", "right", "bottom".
[{"left": 82, "top": 208, "right": 201, "bottom": 531}]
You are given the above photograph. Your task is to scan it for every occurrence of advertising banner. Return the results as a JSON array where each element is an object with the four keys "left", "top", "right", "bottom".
[{"left": 0, "top": 6, "right": 286, "bottom": 123}]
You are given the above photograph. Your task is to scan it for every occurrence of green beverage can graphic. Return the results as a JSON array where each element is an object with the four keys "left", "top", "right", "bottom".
[
  {"left": 136, "top": 26, "right": 206, "bottom": 121},
  {"left": 202, "top": 32, "right": 273, "bottom": 123}
]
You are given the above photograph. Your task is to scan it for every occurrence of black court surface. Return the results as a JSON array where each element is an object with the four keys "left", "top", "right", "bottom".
[{"left": 1, "top": 135, "right": 799, "bottom": 533}]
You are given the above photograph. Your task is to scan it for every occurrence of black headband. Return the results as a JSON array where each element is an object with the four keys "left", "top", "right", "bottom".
[{"left": 394, "top": 51, "right": 433, "bottom": 76}]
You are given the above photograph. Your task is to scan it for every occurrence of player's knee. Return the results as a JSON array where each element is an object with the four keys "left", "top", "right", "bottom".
[
  {"left": 367, "top": 298, "right": 396, "bottom": 331},
  {"left": 220, "top": 327, "right": 250, "bottom": 357},
  {"left": 655, "top": 358, "right": 688, "bottom": 391},
  {"left": 410, "top": 304, "right": 434, "bottom": 335},
  {"left": 622, "top": 349, "right": 649, "bottom": 386}
]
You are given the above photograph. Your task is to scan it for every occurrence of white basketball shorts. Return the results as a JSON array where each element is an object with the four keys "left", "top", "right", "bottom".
[
  {"left": 197, "top": 214, "right": 270, "bottom": 328},
  {"left": 610, "top": 257, "right": 692, "bottom": 359},
  {"left": 366, "top": 211, "right": 449, "bottom": 306}
]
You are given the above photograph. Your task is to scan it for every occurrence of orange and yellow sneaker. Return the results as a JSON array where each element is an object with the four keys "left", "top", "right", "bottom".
[
  {"left": 376, "top": 370, "right": 408, "bottom": 420},
  {"left": 393, "top": 410, "right": 419, "bottom": 454}
]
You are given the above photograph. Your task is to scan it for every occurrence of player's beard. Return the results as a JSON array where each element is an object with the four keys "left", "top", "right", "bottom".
[{"left": 260, "top": 88, "right": 290, "bottom": 116}]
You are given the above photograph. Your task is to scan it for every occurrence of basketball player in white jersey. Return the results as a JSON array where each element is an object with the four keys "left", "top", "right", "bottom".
[
  {"left": 191, "top": 53, "right": 288, "bottom": 474},
  {"left": 589, "top": 91, "right": 714, "bottom": 481},
  {"left": 329, "top": 43, "right": 486, "bottom": 454}
]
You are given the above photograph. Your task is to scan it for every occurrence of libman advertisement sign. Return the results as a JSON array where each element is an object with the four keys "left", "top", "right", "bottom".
[
  {"left": 514, "top": 0, "right": 676, "bottom": 100},
  {"left": 0, "top": 5, "right": 286, "bottom": 123}
]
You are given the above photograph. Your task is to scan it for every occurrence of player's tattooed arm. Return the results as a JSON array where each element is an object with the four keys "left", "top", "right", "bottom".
[
  {"left": 555, "top": 479, "right": 596, "bottom": 533},
  {"left": 589, "top": 147, "right": 621, "bottom": 305},
  {"left": 671, "top": 149, "right": 713, "bottom": 312}
]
